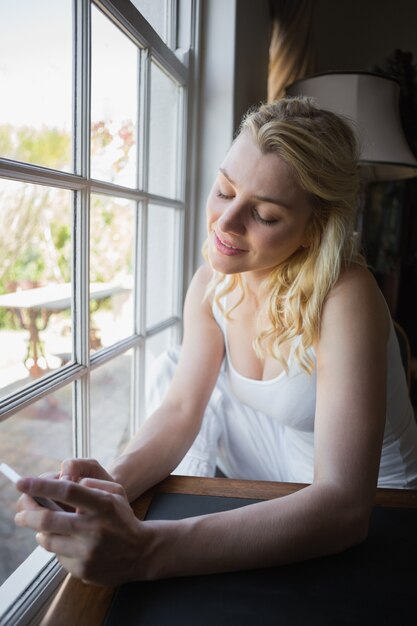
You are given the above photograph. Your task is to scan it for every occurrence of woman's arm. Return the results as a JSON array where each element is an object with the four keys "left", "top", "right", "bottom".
[
  {"left": 47, "top": 264, "right": 224, "bottom": 502},
  {"left": 82, "top": 264, "right": 224, "bottom": 502},
  {"left": 15, "top": 266, "right": 389, "bottom": 583},
  {"left": 139, "top": 265, "right": 390, "bottom": 579}
]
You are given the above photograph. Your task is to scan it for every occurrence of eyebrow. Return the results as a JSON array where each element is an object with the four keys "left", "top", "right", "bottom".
[{"left": 219, "top": 167, "right": 292, "bottom": 210}]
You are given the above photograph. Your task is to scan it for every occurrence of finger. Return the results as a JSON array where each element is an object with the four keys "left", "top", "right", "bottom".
[
  {"left": 39, "top": 470, "right": 75, "bottom": 511},
  {"left": 79, "top": 477, "right": 125, "bottom": 496},
  {"left": 16, "top": 492, "right": 49, "bottom": 513},
  {"left": 36, "top": 531, "right": 87, "bottom": 560},
  {"left": 14, "top": 508, "right": 84, "bottom": 536},
  {"left": 40, "top": 470, "right": 60, "bottom": 480},
  {"left": 60, "top": 458, "right": 110, "bottom": 482},
  {"left": 16, "top": 477, "right": 115, "bottom": 514}
]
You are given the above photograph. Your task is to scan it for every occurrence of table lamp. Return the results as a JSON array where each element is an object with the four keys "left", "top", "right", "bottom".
[{"left": 286, "top": 71, "right": 417, "bottom": 181}]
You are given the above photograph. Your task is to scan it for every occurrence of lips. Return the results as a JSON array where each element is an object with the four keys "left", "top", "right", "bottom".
[{"left": 213, "top": 231, "right": 247, "bottom": 256}]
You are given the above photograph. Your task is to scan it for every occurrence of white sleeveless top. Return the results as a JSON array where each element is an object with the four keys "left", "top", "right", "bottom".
[{"left": 212, "top": 297, "right": 417, "bottom": 488}]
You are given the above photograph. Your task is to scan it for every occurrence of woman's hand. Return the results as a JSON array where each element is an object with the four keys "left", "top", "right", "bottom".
[
  {"left": 14, "top": 476, "right": 154, "bottom": 585},
  {"left": 59, "top": 458, "right": 114, "bottom": 484},
  {"left": 16, "top": 458, "right": 116, "bottom": 514}
]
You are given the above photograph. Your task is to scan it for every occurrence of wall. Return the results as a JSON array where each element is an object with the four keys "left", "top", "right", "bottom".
[
  {"left": 312, "top": 0, "right": 417, "bottom": 73},
  {"left": 312, "top": 0, "right": 417, "bottom": 386},
  {"left": 193, "top": 0, "right": 417, "bottom": 267},
  {"left": 193, "top": 0, "right": 270, "bottom": 267},
  {"left": 233, "top": 0, "right": 270, "bottom": 131}
]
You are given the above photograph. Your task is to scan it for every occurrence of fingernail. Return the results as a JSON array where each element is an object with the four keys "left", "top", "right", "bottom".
[
  {"left": 16, "top": 478, "right": 30, "bottom": 490},
  {"left": 14, "top": 512, "right": 23, "bottom": 525},
  {"left": 60, "top": 475, "right": 71, "bottom": 481}
]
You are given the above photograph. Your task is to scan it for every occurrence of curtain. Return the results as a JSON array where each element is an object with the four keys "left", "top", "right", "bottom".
[{"left": 268, "top": 0, "right": 315, "bottom": 102}]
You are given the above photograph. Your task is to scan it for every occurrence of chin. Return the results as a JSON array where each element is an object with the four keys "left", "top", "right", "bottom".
[
  {"left": 207, "top": 251, "right": 239, "bottom": 275},
  {"left": 210, "top": 261, "right": 242, "bottom": 276}
]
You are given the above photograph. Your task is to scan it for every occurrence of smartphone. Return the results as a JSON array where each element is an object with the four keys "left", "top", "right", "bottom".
[{"left": 0, "top": 462, "right": 64, "bottom": 511}]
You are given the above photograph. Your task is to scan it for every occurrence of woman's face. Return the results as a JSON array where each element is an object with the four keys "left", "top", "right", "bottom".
[{"left": 206, "top": 133, "right": 314, "bottom": 282}]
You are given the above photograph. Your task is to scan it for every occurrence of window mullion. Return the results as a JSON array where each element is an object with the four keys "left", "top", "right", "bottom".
[
  {"left": 0, "top": 0, "right": 198, "bottom": 617},
  {"left": 132, "top": 47, "right": 151, "bottom": 431},
  {"left": 132, "top": 199, "right": 147, "bottom": 432},
  {"left": 165, "top": 0, "right": 178, "bottom": 50},
  {"left": 173, "top": 84, "right": 186, "bottom": 344},
  {"left": 73, "top": 189, "right": 91, "bottom": 458},
  {"left": 73, "top": 0, "right": 92, "bottom": 457},
  {"left": 183, "top": 0, "right": 201, "bottom": 286},
  {"left": 95, "top": 0, "right": 187, "bottom": 85}
]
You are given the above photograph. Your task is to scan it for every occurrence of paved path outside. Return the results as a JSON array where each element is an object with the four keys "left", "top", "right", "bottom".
[{"left": 0, "top": 354, "right": 131, "bottom": 586}]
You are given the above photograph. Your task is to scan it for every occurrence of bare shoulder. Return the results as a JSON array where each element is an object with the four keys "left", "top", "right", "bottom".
[
  {"left": 184, "top": 263, "right": 215, "bottom": 315},
  {"left": 320, "top": 263, "right": 390, "bottom": 347},
  {"left": 333, "top": 263, "right": 382, "bottom": 293},
  {"left": 187, "top": 263, "right": 214, "bottom": 293}
]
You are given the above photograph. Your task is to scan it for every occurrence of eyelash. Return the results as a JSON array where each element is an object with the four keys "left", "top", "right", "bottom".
[
  {"left": 251, "top": 209, "right": 277, "bottom": 226},
  {"left": 216, "top": 191, "right": 277, "bottom": 226}
]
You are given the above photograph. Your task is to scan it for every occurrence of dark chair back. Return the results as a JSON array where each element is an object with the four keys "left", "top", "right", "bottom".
[{"left": 393, "top": 321, "right": 411, "bottom": 390}]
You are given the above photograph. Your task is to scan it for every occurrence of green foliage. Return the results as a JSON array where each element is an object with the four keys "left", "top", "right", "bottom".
[
  {"left": 91, "top": 120, "right": 113, "bottom": 155},
  {"left": 0, "top": 120, "right": 134, "bottom": 331},
  {"left": 90, "top": 194, "right": 134, "bottom": 284},
  {"left": 0, "top": 125, "right": 13, "bottom": 156},
  {"left": 0, "top": 124, "right": 71, "bottom": 170},
  {"left": 50, "top": 222, "right": 71, "bottom": 282},
  {"left": 7, "top": 248, "right": 46, "bottom": 283}
]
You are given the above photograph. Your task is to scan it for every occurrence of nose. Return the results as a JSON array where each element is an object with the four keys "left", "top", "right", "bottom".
[{"left": 217, "top": 202, "right": 245, "bottom": 235}]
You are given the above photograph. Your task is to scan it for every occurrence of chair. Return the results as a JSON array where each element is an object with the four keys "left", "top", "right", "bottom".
[{"left": 393, "top": 320, "right": 411, "bottom": 390}]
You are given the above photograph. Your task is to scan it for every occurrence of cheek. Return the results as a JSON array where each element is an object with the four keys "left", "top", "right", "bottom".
[
  {"left": 262, "top": 231, "right": 281, "bottom": 247},
  {"left": 207, "top": 202, "right": 228, "bottom": 234},
  {"left": 205, "top": 190, "right": 218, "bottom": 222},
  {"left": 260, "top": 223, "right": 304, "bottom": 254}
]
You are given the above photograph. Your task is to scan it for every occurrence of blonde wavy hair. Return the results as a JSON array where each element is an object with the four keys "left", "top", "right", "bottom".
[{"left": 203, "top": 96, "right": 365, "bottom": 374}]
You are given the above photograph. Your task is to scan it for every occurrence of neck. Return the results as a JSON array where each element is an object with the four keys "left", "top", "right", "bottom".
[{"left": 241, "top": 271, "right": 270, "bottom": 306}]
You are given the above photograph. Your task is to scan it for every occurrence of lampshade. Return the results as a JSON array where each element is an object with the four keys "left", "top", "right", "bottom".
[{"left": 286, "top": 71, "right": 417, "bottom": 181}]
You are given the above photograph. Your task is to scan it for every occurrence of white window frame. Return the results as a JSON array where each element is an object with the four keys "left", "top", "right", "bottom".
[{"left": 0, "top": 0, "right": 200, "bottom": 623}]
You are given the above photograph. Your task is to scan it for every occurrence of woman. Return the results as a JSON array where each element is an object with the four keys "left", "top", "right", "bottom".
[{"left": 15, "top": 97, "right": 417, "bottom": 585}]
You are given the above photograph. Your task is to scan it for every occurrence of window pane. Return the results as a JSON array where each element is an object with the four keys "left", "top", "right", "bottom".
[
  {"left": 90, "top": 351, "right": 132, "bottom": 467},
  {"left": 0, "top": 180, "right": 73, "bottom": 395},
  {"left": 131, "top": 0, "right": 167, "bottom": 42},
  {"left": 0, "top": 386, "right": 72, "bottom": 585},
  {"left": 146, "top": 327, "right": 176, "bottom": 372},
  {"left": 145, "top": 328, "right": 176, "bottom": 416},
  {"left": 148, "top": 62, "right": 179, "bottom": 197},
  {"left": 146, "top": 205, "right": 178, "bottom": 327},
  {"left": 91, "top": 6, "right": 138, "bottom": 187},
  {"left": 0, "top": 0, "right": 73, "bottom": 171},
  {"left": 90, "top": 194, "right": 135, "bottom": 351}
]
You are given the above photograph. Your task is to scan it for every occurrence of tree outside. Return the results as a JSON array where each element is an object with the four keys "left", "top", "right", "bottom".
[{"left": 0, "top": 118, "right": 136, "bottom": 391}]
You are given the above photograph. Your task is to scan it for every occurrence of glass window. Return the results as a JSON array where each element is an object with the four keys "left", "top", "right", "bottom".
[
  {"left": 0, "top": 0, "right": 73, "bottom": 171},
  {"left": 146, "top": 204, "right": 178, "bottom": 327},
  {"left": 0, "top": 179, "right": 73, "bottom": 393},
  {"left": 145, "top": 327, "right": 176, "bottom": 414},
  {"left": 148, "top": 62, "right": 179, "bottom": 198},
  {"left": 90, "top": 350, "right": 132, "bottom": 467},
  {"left": 0, "top": 0, "right": 191, "bottom": 613},
  {"left": 131, "top": 0, "right": 167, "bottom": 42},
  {"left": 0, "top": 385, "right": 72, "bottom": 585},
  {"left": 91, "top": 5, "right": 138, "bottom": 187},
  {"left": 90, "top": 194, "right": 135, "bottom": 351}
]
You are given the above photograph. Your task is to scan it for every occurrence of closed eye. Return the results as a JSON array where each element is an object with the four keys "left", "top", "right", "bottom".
[
  {"left": 216, "top": 190, "right": 234, "bottom": 200},
  {"left": 252, "top": 208, "right": 278, "bottom": 226}
]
